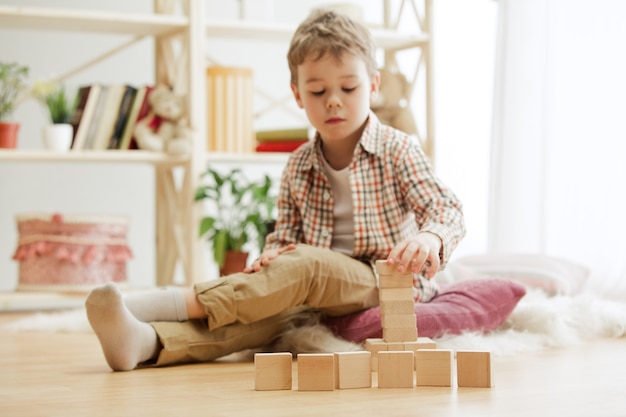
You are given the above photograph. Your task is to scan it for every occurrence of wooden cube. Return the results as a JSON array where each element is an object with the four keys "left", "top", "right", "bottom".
[
  {"left": 365, "top": 338, "right": 388, "bottom": 354},
  {"left": 457, "top": 351, "right": 494, "bottom": 388},
  {"left": 386, "top": 342, "right": 405, "bottom": 351},
  {"left": 334, "top": 351, "right": 372, "bottom": 389},
  {"left": 375, "top": 260, "right": 406, "bottom": 275},
  {"left": 365, "top": 338, "right": 388, "bottom": 371},
  {"left": 382, "top": 314, "right": 417, "bottom": 329},
  {"left": 378, "top": 351, "right": 414, "bottom": 388},
  {"left": 379, "top": 288, "right": 414, "bottom": 302},
  {"left": 404, "top": 337, "right": 437, "bottom": 352},
  {"left": 380, "top": 299, "right": 416, "bottom": 315},
  {"left": 254, "top": 352, "right": 292, "bottom": 391},
  {"left": 415, "top": 349, "right": 453, "bottom": 387},
  {"left": 383, "top": 327, "right": 418, "bottom": 343},
  {"left": 379, "top": 273, "right": 413, "bottom": 289},
  {"left": 297, "top": 353, "right": 335, "bottom": 391}
]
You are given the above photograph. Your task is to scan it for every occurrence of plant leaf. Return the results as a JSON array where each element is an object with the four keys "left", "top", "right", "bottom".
[{"left": 199, "top": 217, "right": 216, "bottom": 237}]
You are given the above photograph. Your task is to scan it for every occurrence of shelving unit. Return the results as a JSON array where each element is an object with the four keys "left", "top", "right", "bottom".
[{"left": 0, "top": 0, "right": 432, "bottom": 287}]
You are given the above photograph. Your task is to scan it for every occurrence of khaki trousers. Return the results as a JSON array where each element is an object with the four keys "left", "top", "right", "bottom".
[{"left": 151, "top": 244, "right": 379, "bottom": 366}]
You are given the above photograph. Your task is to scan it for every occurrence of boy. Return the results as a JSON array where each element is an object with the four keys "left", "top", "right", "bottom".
[{"left": 86, "top": 9, "right": 465, "bottom": 371}]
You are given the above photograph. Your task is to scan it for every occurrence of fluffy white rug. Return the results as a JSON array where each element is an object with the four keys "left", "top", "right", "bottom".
[{"left": 4, "top": 289, "right": 626, "bottom": 357}]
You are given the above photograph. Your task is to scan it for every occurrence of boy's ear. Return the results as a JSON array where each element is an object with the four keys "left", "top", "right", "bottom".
[
  {"left": 370, "top": 70, "right": 381, "bottom": 103},
  {"left": 290, "top": 82, "right": 304, "bottom": 109}
]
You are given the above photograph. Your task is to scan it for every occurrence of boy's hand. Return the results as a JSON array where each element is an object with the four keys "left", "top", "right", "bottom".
[
  {"left": 387, "top": 232, "right": 442, "bottom": 279},
  {"left": 243, "top": 243, "right": 297, "bottom": 273}
]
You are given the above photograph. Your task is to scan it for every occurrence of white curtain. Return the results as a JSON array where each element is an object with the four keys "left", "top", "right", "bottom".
[{"left": 489, "top": 0, "right": 626, "bottom": 297}]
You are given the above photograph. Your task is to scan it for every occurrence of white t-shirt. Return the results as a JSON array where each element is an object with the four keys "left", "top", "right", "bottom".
[{"left": 321, "top": 158, "right": 355, "bottom": 256}]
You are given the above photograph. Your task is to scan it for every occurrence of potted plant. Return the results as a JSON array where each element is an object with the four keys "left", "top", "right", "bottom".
[
  {"left": 31, "top": 78, "right": 75, "bottom": 151},
  {"left": 0, "top": 61, "right": 29, "bottom": 149},
  {"left": 195, "top": 166, "right": 276, "bottom": 276}
]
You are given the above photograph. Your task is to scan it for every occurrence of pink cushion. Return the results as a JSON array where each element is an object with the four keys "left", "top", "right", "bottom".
[{"left": 322, "top": 278, "right": 527, "bottom": 343}]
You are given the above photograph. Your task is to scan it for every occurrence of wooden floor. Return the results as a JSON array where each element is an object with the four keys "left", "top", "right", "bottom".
[{"left": 1, "top": 311, "right": 625, "bottom": 417}]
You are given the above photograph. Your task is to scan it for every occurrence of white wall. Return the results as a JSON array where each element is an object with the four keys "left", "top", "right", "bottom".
[{"left": 0, "top": 0, "right": 496, "bottom": 290}]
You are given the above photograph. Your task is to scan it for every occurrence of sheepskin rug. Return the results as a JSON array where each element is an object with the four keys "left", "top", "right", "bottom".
[{"left": 4, "top": 289, "right": 626, "bottom": 357}]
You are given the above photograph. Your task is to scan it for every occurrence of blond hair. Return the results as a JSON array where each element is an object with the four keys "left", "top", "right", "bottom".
[{"left": 287, "top": 9, "right": 377, "bottom": 84}]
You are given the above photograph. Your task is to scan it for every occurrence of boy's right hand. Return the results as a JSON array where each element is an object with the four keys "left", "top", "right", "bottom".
[{"left": 243, "top": 243, "right": 297, "bottom": 273}]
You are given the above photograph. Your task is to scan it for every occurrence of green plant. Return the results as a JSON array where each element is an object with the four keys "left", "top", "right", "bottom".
[
  {"left": 31, "top": 79, "right": 74, "bottom": 124},
  {"left": 195, "top": 166, "right": 276, "bottom": 268},
  {"left": 0, "top": 62, "right": 29, "bottom": 122}
]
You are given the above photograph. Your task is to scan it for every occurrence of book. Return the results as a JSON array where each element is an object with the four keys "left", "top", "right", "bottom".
[
  {"left": 117, "top": 85, "right": 148, "bottom": 150},
  {"left": 108, "top": 85, "right": 137, "bottom": 149},
  {"left": 70, "top": 84, "right": 103, "bottom": 151},
  {"left": 91, "top": 84, "right": 126, "bottom": 150},
  {"left": 128, "top": 85, "right": 155, "bottom": 150},
  {"left": 68, "top": 86, "right": 89, "bottom": 147},
  {"left": 82, "top": 85, "right": 109, "bottom": 150},
  {"left": 255, "top": 140, "right": 308, "bottom": 153},
  {"left": 255, "top": 127, "right": 313, "bottom": 142}
]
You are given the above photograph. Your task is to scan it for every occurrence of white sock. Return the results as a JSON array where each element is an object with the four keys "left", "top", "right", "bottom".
[
  {"left": 123, "top": 287, "right": 189, "bottom": 322},
  {"left": 85, "top": 283, "right": 160, "bottom": 371}
]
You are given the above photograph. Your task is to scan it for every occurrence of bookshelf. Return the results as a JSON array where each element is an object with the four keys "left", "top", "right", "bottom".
[{"left": 0, "top": 0, "right": 433, "bottom": 287}]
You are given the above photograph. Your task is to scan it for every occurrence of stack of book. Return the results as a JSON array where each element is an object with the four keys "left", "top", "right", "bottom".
[
  {"left": 255, "top": 127, "right": 313, "bottom": 153},
  {"left": 69, "top": 84, "right": 155, "bottom": 151}
]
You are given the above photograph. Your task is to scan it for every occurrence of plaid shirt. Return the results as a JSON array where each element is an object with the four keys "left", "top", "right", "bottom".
[{"left": 265, "top": 113, "right": 465, "bottom": 301}]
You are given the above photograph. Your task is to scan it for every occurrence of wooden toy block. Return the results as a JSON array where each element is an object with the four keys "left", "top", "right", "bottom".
[
  {"left": 456, "top": 351, "right": 494, "bottom": 388},
  {"left": 382, "top": 314, "right": 417, "bottom": 329},
  {"left": 377, "top": 351, "right": 414, "bottom": 388},
  {"left": 334, "top": 351, "right": 372, "bottom": 389},
  {"left": 371, "top": 356, "right": 378, "bottom": 372},
  {"left": 365, "top": 338, "right": 388, "bottom": 354},
  {"left": 383, "top": 326, "right": 418, "bottom": 343},
  {"left": 254, "top": 352, "right": 293, "bottom": 391},
  {"left": 365, "top": 338, "right": 388, "bottom": 371},
  {"left": 380, "top": 299, "right": 416, "bottom": 315},
  {"left": 297, "top": 353, "right": 335, "bottom": 391},
  {"left": 379, "top": 273, "right": 413, "bottom": 289},
  {"left": 379, "top": 288, "right": 414, "bottom": 302},
  {"left": 386, "top": 342, "right": 405, "bottom": 351},
  {"left": 375, "top": 260, "right": 409, "bottom": 276},
  {"left": 404, "top": 337, "right": 437, "bottom": 352},
  {"left": 415, "top": 349, "right": 453, "bottom": 387}
]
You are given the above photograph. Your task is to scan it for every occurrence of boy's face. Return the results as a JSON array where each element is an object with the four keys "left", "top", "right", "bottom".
[{"left": 291, "top": 52, "right": 379, "bottom": 144}]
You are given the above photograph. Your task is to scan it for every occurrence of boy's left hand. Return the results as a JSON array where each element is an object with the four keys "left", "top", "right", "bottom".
[{"left": 387, "top": 232, "right": 442, "bottom": 279}]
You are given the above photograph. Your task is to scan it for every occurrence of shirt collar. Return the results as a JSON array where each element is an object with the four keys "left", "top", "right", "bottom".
[{"left": 297, "top": 111, "right": 384, "bottom": 173}]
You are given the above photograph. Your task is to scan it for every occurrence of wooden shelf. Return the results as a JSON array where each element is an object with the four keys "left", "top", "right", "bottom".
[
  {"left": 0, "top": 150, "right": 292, "bottom": 166},
  {"left": 204, "top": 18, "right": 428, "bottom": 50},
  {"left": 0, "top": 5, "right": 427, "bottom": 50},
  {"left": 0, "top": 150, "right": 189, "bottom": 166},
  {"left": 0, "top": 5, "right": 187, "bottom": 37},
  {"left": 205, "top": 152, "right": 290, "bottom": 165}
]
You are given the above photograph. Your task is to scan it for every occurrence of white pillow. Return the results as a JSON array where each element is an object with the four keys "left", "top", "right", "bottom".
[{"left": 449, "top": 253, "right": 590, "bottom": 296}]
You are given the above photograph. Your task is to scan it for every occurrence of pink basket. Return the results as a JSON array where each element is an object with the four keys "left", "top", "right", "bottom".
[{"left": 12, "top": 213, "right": 132, "bottom": 291}]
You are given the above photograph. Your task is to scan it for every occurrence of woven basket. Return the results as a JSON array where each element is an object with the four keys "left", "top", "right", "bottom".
[{"left": 12, "top": 213, "right": 132, "bottom": 291}]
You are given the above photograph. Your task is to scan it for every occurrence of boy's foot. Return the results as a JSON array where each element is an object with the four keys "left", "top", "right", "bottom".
[{"left": 85, "top": 283, "right": 160, "bottom": 371}]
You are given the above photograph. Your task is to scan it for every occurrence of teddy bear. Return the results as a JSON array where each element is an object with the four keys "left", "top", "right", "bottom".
[
  {"left": 371, "top": 66, "right": 419, "bottom": 137},
  {"left": 134, "top": 85, "right": 192, "bottom": 155}
]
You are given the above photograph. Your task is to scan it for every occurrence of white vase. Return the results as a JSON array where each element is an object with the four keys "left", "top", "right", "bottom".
[{"left": 43, "top": 123, "right": 73, "bottom": 152}]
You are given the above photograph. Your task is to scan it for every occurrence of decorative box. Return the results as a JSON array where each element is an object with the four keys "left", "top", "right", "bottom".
[{"left": 12, "top": 213, "right": 132, "bottom": 291}]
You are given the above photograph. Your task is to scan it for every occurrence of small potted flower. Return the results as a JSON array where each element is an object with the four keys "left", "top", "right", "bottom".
[
  {"left": 0, "top": 61, "right": 29, "bottom": 149},
  {"left": 31, "top": 78, "right": 75, "bottom": 151}
]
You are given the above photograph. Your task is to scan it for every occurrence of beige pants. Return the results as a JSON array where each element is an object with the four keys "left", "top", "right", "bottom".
[{"left": 151, "top": 244, "right": 379, "bottom": 366}]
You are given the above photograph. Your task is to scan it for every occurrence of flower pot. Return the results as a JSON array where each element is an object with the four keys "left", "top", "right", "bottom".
[
  {"left": 0, "top": 122, "right": 20, "bottom": 149},
  {"left": 42, "top": 123, "right": 73, "bottom": 152},
  {"left": 219, "top": 251, "right": 249, "bottom": 276}
]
